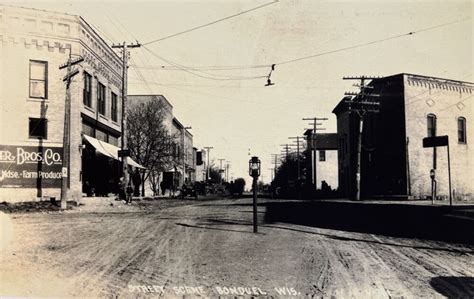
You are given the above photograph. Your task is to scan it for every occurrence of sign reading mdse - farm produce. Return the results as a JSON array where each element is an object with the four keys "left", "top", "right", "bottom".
[{"left": 0, "top": 145, "right": 63, "bottom": 188}]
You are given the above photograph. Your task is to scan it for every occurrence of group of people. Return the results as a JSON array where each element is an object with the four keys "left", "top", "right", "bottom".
[{"left": 117, "top": 169, "right": 142, "bottom": 204}]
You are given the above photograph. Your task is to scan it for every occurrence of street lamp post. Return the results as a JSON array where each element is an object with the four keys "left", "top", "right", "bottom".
[{"left": 249, "top": 156, "right": 261, "bottom": 233}]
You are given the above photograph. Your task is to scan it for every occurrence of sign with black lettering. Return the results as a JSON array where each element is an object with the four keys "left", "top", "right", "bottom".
[
  {"left": 0, "top": 145, "right": 63, "bottom": 188},
  {"left": 118, "top": 149, "right": 130, "bottom": 157},
  {"left": 423, "top": 135, "right": 449, "bottom": 148}
]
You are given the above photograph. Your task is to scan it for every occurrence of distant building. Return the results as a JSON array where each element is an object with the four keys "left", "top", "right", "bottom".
[
  {"left": 333, "top": 73, "right": 473, "bottom": 199},
  {"left": 170, "top": 117, "right": 195, "bottom": 186},
  {"left": 128, "top": 95, "right": 196, "bottom": 194},
  {"left": 0, "top": 5, "right": 143, "bottom": 202},
  {"left": 195, "top": 149, "right": 206, "bottom": 182},
  {"left": 303, "top": 131, "right": 338, "bottom": 191}
]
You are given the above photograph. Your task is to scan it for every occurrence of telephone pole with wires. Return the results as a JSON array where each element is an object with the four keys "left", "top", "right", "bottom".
[
  {"left": 303, "top": 117, "right": 327, "bottom": 190},
  {"left": 203, "top": 146, "right": 213, "bottom": 181},
  {"left": 289, "top": 136, "right": 304, "bottom": 200},
  {"left": 343, "top": 76, "right": 380, "bottom": 201},
  {"left": 59, "top": 49, "right": 83, "bottom": 209},
  {"left": 111, "top": 41, "right": 141, "bottom": 189},
  {"left": 218, "top": 158, "right": 225, "bottom": 183}
]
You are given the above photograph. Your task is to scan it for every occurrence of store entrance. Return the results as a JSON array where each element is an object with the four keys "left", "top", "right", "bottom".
[{"left": 82, "top": 143, "right": 121, "bottom": 197}]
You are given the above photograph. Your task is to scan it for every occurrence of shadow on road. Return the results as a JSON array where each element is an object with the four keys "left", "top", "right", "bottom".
[
  {"left": 176, "top": 222, "right": 257, "bottom": 234},
  {"left": 264, "top": 201, "right": 474, "bottom": 245},
  {"left": 261, "top": 224, "right": 474, "bottom": 254},
  {"left": 430, "top": 276, "right": 474, "bottom": 297}
]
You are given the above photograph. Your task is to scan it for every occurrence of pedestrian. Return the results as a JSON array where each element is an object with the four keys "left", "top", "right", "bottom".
[
  {"left": 132, "top": 169, "right": 141, "bottom": 197},
  {"left": 160, "top": 180, "right": 166, "bottom": 196},
  {"left": 117, "top": 177, "right": 126, "bottom": 201},
  {"left": 126, "top": 182, "right": 133, "bottom": 205}
]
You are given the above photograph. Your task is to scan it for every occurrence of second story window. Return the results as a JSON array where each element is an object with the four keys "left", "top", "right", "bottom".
[
  {"left": 83, "top": 72, "right": 92, "bottom": 107},
  {"left": 427, "top": 114, "right": 437, "bottom": 137},
  {"left": 97, "top": 82, "right": 106, "bottom": 116},
  {"left": 111, "top": 92, "right": 118, "bottom": 122},
  {"left": 29, "top": 60, "right": 48, "bottom": 99},
  {"left": 458, "top": 117, "right": 467, "bottom": 144}
]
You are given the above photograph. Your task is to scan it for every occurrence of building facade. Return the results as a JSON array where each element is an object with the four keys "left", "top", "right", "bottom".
[
  {"left": 333, "top": 73, "right": 473, "bottom": 199},
  {"left": 303, "top": 131, "right": 338, "bottom": 191},
  {"left": 0, "top": 5, "right": 125, "bottom": 202},
  {"left": 128, "top": 95, "right": 196, "bottom": 195}
]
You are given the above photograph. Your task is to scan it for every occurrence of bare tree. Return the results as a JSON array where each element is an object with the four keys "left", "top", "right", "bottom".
[{"left": 127, "top": 99, "right": 177, "bottom": 196}]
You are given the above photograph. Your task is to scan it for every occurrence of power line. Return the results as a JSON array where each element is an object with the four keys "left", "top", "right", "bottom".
[
  {"left": 129, "top": 64, "right": 270, "bottom": 71},
  {"left": 142, "top": 46, "right": 267, "bottom": 81},
  {"left": 276, "top": 17, "right": 470, "bottom": 66},
  {"left": 142, "top": 0, "right": 278, "bottom": 46}
]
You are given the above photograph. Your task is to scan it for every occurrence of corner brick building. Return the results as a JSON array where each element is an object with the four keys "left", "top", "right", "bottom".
[
  {"left": 0, "top": 5, "right": 126, "bottom": 202},
  {"left": 333, "top": 73, "right": 473, "bottom": 200}
]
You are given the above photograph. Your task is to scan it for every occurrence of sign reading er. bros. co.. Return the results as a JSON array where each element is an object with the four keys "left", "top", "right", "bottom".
[{"left": 0, "top": 145, "right": 63, "bottom": 188}]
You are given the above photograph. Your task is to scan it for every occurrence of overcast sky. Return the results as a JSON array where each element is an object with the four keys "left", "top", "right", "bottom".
[{"left": 5, "top": 0, "right": 472, "bottom": 184}]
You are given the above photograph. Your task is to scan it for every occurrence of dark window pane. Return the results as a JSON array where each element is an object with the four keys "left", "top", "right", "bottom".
[
  {"left": 458, "top": 117, "right": 466, "bottom": 143},
  {"left": 427, "top": 114, "right": 436, "bottom": 137},
  {"left": 29, "top": 118, "right": 47, "bottom": 139}
]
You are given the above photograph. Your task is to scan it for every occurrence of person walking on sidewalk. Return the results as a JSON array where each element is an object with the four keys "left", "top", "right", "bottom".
[
  {"left": 126, "top": 182, "right": 133, "bottom": 205},
  {"left": 132, "top": 169, "right": 141, "bottom": 197}
]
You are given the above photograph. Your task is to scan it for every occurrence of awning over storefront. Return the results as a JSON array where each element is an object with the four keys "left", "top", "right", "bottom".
[{"left": 83, "top": 134, "right": 146, "bottom": 169}]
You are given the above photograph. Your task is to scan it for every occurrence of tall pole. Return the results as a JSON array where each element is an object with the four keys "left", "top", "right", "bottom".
[
  {"left": 343, "top": 76, "right": 380, "bottom": 200},
  {"left": 447, "top": 141, "right": 452, "bottom": 207},
  {"left": 204, "top": 146, "right": 213, "bottom": 181},
  {"left": 182, "top": 126, "right": 191, "bottom": 185},
  {"left": 253, "top": 176, "right": 258, "bottom": 233},
  {"left": 121, "top": 42, "right": 129, "bottom": 185},
  {"left": 355, "top": 114, "right": 364, "bottom": 201},
  {"left": 218, "top": 158, "right": 225, "bottom": 183},
  {"left": 303, "top": 117, "right": 327, "bottom": 190},
  {"left": 112, "top": 41, "right": 141, "bottom": 188},
  {"left": 59, "top": 49, "right": 84, "bottom": 209},
  {"left": 60, "top": 49, "right": 72, "bottom": 210},
  {"left": 289, "top": 136, "right": 303, "bottom": 200}
]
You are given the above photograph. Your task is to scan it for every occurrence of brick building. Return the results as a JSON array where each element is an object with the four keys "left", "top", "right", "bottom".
[
  {"left": 0, "top": 5, "right": 138, "bottom": 202},
  {"left": 333, "top": 73, "right": 473, "bottom": 199},
  {"left": 128, "top": 95, "right": 196, "bottom": 195}
]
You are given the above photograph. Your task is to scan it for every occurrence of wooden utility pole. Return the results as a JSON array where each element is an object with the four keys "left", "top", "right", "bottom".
[
  {"left": 111, "top": 41, "right": 140, "bottom": 188},
  {"left": 303, "top": 117, "right": 327, "bottom": 189},
  {"left": 289, "top": 136, "right": 304, "bottom": 200},
  {"left": 343, "top": 76, "right": 380, "bottom": 201},
  {"left": 59, "top": 49, "right": 83, "bottom": 209},
  {"left": 218, "top": 158, "right": 225, "bottom": 183},
  {"left": 203, "top": 146, "right": 213, "bottom": 181},
  {"left": 182, "top": 126, "right": 192, "bottom": 185}
]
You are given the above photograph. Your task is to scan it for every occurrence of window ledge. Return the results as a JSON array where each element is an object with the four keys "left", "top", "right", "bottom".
[
  {"left": 27, "top": 98, "right": 48, "bottom": 102},
  {"left": 99, "top": 114, "right": 108, "bottom": 121},
  {"left": 83, "top": 105, "right": 95, "bottom": 113}
]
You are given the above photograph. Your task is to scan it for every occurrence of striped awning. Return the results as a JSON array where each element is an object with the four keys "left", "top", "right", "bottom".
[{"left": 83, "top": 134, "right": 146, "bottom": 169}]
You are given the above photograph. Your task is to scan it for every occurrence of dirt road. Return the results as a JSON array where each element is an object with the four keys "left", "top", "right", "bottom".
[{"left": 1, "top": 197, "right": 473, "bottom": 298}]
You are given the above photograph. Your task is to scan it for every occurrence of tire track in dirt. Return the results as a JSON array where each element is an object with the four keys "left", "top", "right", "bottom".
[{"left": 366, "top": 234, "right": 474, "bottom": 297}]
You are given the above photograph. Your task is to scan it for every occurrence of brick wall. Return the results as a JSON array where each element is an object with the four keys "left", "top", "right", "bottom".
[
  {"left": 0, "top": 5, "right": 123, "bottom": 202},
  {"left": 404, "top": 74, "right": 473, "bottom": 199}
]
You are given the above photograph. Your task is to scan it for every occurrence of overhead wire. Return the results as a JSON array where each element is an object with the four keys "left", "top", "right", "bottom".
[
  {"left": 137, "top": 17, "right": 470, "bottom": 83},
  {"left": 276, "top": 17, "right": 470, "bottom": 66},
  {"left": 142, "top": 46, "right": 268, "bottom": 81},
  {"left": 142, "top": 0, "right": 278, "bottom": 46}
]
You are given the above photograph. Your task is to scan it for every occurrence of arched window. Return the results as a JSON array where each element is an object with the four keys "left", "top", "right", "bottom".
[
  {"left": 427, "top": 114, "right": 437, "bottom": 137},
  {"left": 458, "top": 117, "right": 467, "bottom": 143}
]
